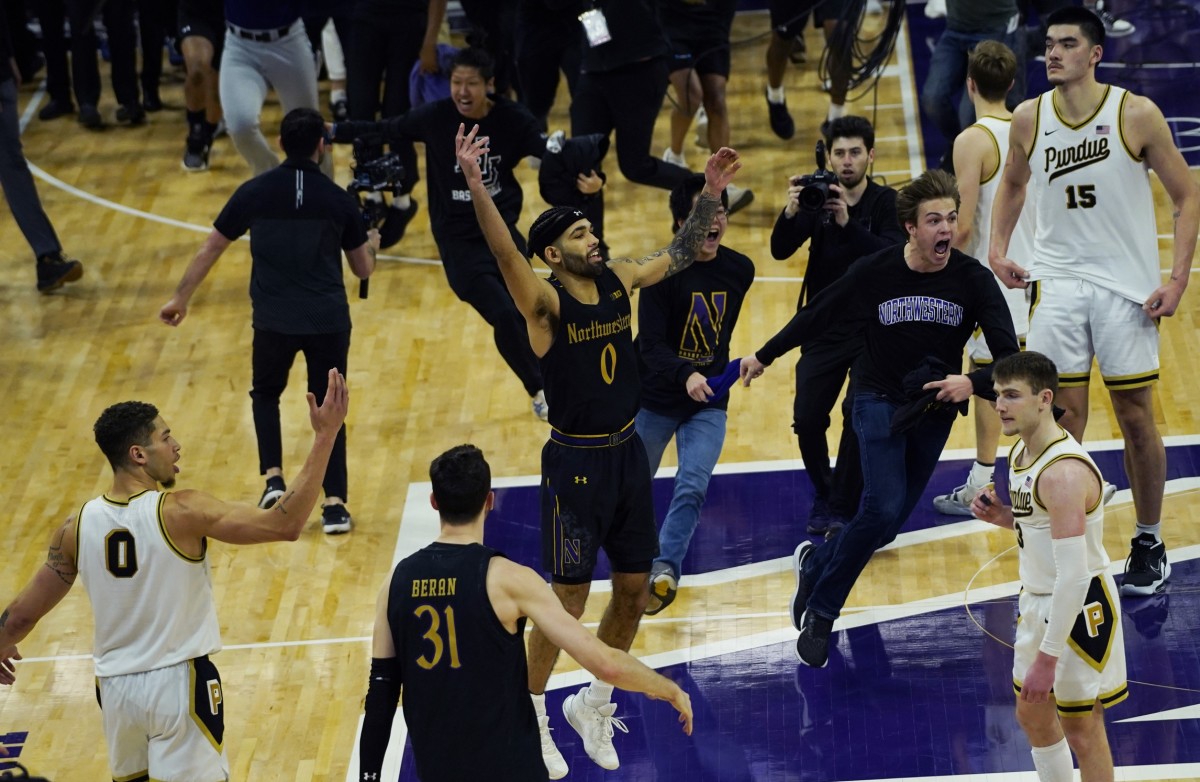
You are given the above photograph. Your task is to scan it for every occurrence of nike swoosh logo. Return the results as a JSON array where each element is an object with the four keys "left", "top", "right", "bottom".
[{"left": 1044, "top": 129, "right": 1058, "bottom": 136}]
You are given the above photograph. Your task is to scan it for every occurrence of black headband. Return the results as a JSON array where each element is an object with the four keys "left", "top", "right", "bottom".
[{"left": 528, "top": 207, "right": 587, "bottom": 262}]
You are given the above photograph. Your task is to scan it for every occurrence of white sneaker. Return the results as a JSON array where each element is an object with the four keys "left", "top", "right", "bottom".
[
  {"left": 563, "top": 687, "right": 628, "bottom": 771},
  {"left": 726, "top": 183, "right": 755, "bottom": 215},
  {"left": 662, "top": 147, "right": 688, "bottom": 169},
  {"left": 693, "top": 106, "right": 708, "bottom": 147},
  {"left": 925, "top": 0, "right": 946, "bottom": 19},
  {"left": 933, "top": 481, "right": 982, "bottom": 517},
  {"left": 538, "top": 715, "right": 568, "bottom": 779},
  {"left": 866, "top": 0, "right": 883, "bottom": 14},
  {"left": 1102, "top": 482, "right": 1117, "bottom": 506},
  {"left": 1094, "top": 1, "right": 1135, "bottom": 36},
  {"left": 532, "top": 390, "right": 549, "bottom": 422}
]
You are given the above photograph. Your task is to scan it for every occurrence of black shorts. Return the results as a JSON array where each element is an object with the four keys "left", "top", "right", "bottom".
[
  {"left": 768, "top": 0, "right": 850, "bottom": 36},
  {"left": 667, "top": 35, "right": 731, "bottom": 78},
  {"left": 540, "top": 435, "right": 658, "bottom": 584},
  {"left": 177, "top": 0, "right": 225, "bottom": 66}
]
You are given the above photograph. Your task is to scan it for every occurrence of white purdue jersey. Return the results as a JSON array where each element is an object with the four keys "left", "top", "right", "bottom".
[
  {"left": 1008, "top": 427, "right": 1109, "bottom": 595},
  {"left": 76, "top": 490, "right": 221, "bottom": 677},
  {"left": 1026, "top": 85, "right": 1159, "bottom": 303},
  {"left": 969, "top": 115, "right": 1037, "bottom": 268}
]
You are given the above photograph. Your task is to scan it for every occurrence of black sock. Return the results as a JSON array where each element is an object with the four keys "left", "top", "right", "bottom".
[{"left": 187, "top": 110, "right": 207, "bottom": 139}]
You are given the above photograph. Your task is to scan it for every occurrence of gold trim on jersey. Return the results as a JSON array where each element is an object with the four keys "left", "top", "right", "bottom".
[
  {"left": 73, "top": 501, "right": 87, "bottom": 569},
  {"left": 1027, "top": 96, "right": 1041, "bottom": 161},
  {"left": 1008, "top": 426, "right": 1070, "bottom": 476},
  {"left": 970, "top": 122, "right": 1003, "bottom": 184},
  {"left": 157, "top": 492, "right": 206, "bottom": 563},
  {"left": 1066, "top": 576, "right": 1119, "bottom": 672},
  {"left": 1051, "top": 84, "right": 1111, "bottom": 131},
  {"left": 1058, "top": 372, "right": 1092, "bottom": 389},
  {"left": 1102, "top": 369, "right": 1159, "bottom": 391},
  {"left": 189, "top": 658, "right": 223, "bottom": 753},
  {"left": 112, "top": 769, "right": 150, "bottom": 782},
  {"left": 1031, "top": 454, "right": 1103, "bottom": 514},
  {"left": 1012, "top": 682, "right": 1129, "bottom": 716},
  {"left": 100, "top": 489, "right": 153, "bottom": 507},
  {"left": 1117, "top": 90, "right": 1142, "bottom": 162}
]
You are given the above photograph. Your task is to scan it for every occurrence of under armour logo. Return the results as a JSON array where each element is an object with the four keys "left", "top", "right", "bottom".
[
  {"left": 363, "top": 774, "right": 379, "bottom": 781},
  {"left": 574, "top": 476, "right": 588, "bottom": 484}
]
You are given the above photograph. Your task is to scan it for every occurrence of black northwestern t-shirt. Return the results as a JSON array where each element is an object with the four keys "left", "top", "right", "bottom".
[
  {"left": 389, "top": 542, "right": 546, "bottom": 782},
  {"left": 658, "top": 0, "right": 736, "bottom": 42},
  {"left": 757, "top": 246, "right": 1019, "bottom": 401},
  {"left": 636, "top": 245, "right": 755, "bottom": 418},
  {"left": 214, "top": 159, "right": 367, "bottom": 335}
]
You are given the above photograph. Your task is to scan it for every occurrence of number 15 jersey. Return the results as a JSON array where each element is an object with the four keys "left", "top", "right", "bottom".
[{"left": 1027, "top": 85, "right": 1159, "bottom": 304}]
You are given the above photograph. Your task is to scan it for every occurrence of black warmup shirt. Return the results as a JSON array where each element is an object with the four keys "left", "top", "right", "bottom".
[
  {"left": 658, "top": 0, "right": 736, "bottom": 40},
  {"left": 637, "top": 246, "right": 755, "bottom": 418},
  {"left": 388, "top": 542, "right": 546, "bottom": 782},
  {"left": 214, "top": 158, "right": 367, "bottom": 335},
  {"left": 572, "top": 0, "right": 670, "bottom": 72},
  {"left": 224, "top": 0, "right": 300, "bottom": 29},
  {"left": 542, "top": 268, "right": 640, "bottom": 434},
  {"left": 335, "top": 97, "right": 545, "bottom": 241},
  {"left": 757, "top": 246, "right": 1019, "bottom": 401},
  {"left": 0, "top": 11, "right": 13, "bottom": 83}
]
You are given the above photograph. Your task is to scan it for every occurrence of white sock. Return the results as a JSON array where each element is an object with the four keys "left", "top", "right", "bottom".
[
  {"left": 1136, "top": 522, "right": 1162, "bottom": 542},
  {"left": 826, "top": 103, "right": 846, "bottom": 121},
  {"left": 330, "top": 88, "right": 347, "bottom": 104},
  {"left": 969, "top": 460, "right": 995, "bottom": 486},
  {"left": 1030, "top": 738, "right": 1073, "bottom": 782},
  {"left": 584, "top": 680, "right": 614, "bottom": 707},
  {"left": 364, "top": 192, "right": 383, "bottom": 204},
  {"left": 530, "top": 692, "right": 547, "bottom": 718},
  {"left": 766, "top": 85, "right": 786, "bottom": 104},
  {"left": 393, "top": 193, "right": 412, "bottom": 210}
]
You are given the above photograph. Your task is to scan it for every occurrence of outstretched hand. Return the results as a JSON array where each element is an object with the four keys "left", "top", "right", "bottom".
[
  {"left": 455, "top": 123, "right": 488, "bottom": 187},
  {"left": 308, "top": 368, "right": 349, "bottom": 438},
  {"left": 0, "top": 647, "right": 21, "bottom": 685},
  {"left": 704, "top": 147, "right": 742, "bottom": 194}
]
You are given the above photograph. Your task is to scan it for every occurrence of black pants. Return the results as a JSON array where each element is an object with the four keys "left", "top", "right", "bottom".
[
  {"left": 515, "top": 3, "right": 581, "bottom": 129},
  {"left": 435, "top": 230, "right": 543, "bottom": 398},
  {"left": 250, "top": 328, "right": 350, "bottom": 500},
  {"left": 570, "top": 56, "right": 690, "bottom": 245},
  {"left": 137, "top": 0, "right": 176, "bottom": 98},
  {"left": 793, "top": 337, "right": 863, "bottom": 519},
  {"left": 37, "top": 0, "right": 139, "bottom": 107}
]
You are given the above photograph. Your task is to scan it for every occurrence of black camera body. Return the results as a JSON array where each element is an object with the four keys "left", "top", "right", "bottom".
[
  {"left": 792, "top": 140, "right": 838, "bottom": 219},
  {"left": 347, "top": 136, "right": 406, "bottom": 229}
]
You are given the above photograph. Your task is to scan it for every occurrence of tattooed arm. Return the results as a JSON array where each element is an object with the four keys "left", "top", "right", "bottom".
[
  {"left": 607, "top": 147, "right": 742, "bottom": 293},
  {"left": 0, "top": 518, "right": 79, "bottom": 684}
]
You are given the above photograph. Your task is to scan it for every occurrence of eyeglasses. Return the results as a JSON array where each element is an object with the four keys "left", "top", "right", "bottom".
[{"left": 714, "top": 208, "right": 728, "bottom": 217}]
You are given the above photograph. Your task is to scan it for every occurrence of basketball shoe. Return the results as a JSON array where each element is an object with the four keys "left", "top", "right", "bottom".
[
  {"left": 563, "top": 687, "right": 627, "bottom": 770},
  {"left": 1121, "top": 533, "right": 1170, "bottom": 596},
  {"left": 791, "top": 541, "right": 815, "bottom": 630},
  {"left": 537, "top": 715, "right": 568, "bottom": 779}
]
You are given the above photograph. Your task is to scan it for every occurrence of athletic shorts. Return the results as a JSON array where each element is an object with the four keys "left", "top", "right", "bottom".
[
  {"left": 540, "top": 434, "right": 658, "bottom": 583},
  {"left": 1013, "top": 574, "right": 1128, "bottom": 718},
  {"left": 967, "top": 283, "right": 1029, "bottom": 364},
  {"left": 769, "top": 0, "right": 850, "bottom": 36},
  {"left": 1026, "top": 278, "right": 1159, "bottom": 390},
  {"left": 667, "top": 35, "right": 732, "bottom": 78},
  {"left": 177, "top": 0, "right": 225, "bottom": 67},
  {"left": 98, "top": 656, "right": 230, "bottom": 782}
]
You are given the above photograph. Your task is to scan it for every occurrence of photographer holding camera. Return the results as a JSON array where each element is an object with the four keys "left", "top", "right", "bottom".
[{"left": 769, "top": 116, "right": 904, "bottom": 536}]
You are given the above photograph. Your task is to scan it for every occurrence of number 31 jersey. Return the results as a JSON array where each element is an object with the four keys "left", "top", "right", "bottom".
[
  {"left": 1027, "top": 85, "right": 1159, "bottom": 304},
  {"left": 76, "top": 490, "right": 221, "bottom": 677}
]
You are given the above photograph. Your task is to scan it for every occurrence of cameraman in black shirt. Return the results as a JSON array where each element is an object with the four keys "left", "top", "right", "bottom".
[{"left": 770, "top": 116, "right": 905, "bottom": 536}]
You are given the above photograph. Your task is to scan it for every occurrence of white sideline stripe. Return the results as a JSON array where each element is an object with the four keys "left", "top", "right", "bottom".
[{"left": 891, "top": 15, "right": 926, "bottom": 181}]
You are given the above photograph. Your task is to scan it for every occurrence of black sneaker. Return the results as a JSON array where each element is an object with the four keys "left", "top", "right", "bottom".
[
  {"left": 116, "top": 104, "right": 147, "bottom": 125},
  {"left": 143, "top": 92, "right": 163, "bottom": 112},
  {"left": 806, "top": 497, "right": 833, "bottom": 535},
  {"left": 79, "top": 104, "right": 103, "bottom": 129},
  {"left": 39, "top": 98, "right": 75, "bottom": 121},
  {"left": 1121, "top": 533, "right": 1170, "bottom": 596},
  {"left": 36, "top": 252, "right": 83, "bottom": 293},
  {"left": 644, "top": 561, "right": 678, "bottom": 616},
  {"left": 331, "top": 98, "right": 349, "bottom": 122},
  {"left": 258, "top": 476, "right": 286, "bottom": 509},
  {"left": 795, "top": 609, "right": 834, "bottom": 668},
  {"left": 790, "top": 541, "right": 816, "bottom": 630},
  {"left": 766, "top": 92, "right": 795, "bottom": 140},
  {"left": 379, "top": 200, "right": 419, "bottom": 249},
  {"left": 824, "top": 519, "right": 846, "bottom": 541},
  {"left": 182, "top": 136, "right": 212, "bottom": 172},
  {"left": 322, "top": 503, "right": 353, "bottom": 534}
]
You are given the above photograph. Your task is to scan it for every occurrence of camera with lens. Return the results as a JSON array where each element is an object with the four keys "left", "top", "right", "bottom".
[
  {"left": 791, "top": 139, "right": 838, "bottom": 223},
  {"left": 347, "top": 135, "right": 406, "bottom": 230}
]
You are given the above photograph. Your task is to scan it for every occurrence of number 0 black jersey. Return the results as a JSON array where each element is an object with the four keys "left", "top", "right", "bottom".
[
  {"left": 388, "top": 542, "right": 545, "bottom": 782},
  {"left": 541, "top": 268, "right": 640, "bottom": 435}
]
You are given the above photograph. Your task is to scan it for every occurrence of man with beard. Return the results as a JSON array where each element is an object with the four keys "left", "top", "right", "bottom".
[
  {"left": 989, "top": 6, "right": 1199, "bottom": 597},
  {"left": 770, "top": 115, "right": 905, "bottom": 537},
  {"left": 456, "top": 124, "right": 739, "bottom": 777},
  {"left": 0, "top": 370, "right": 349, "bottom": 782},
  {"left": 742, "top": 169, "right": 1019, "bottom": 668}
]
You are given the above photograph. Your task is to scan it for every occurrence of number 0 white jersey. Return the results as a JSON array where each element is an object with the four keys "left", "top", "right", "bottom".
[
  {"left": 76, "top": 490, "right": 221, "bottom": 677},
  {"left": 1008, "top": 427, "right": 1109, "bottom": 595},
  {"left": 1027, "top": 85, "right": 1159, "bottom": 303}
]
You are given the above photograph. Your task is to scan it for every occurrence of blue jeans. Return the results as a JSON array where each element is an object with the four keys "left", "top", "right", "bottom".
[
  {"left": 921, "top": 27, "right": 1023, "bottom": 148},
  {"left": 636, "top": 407, "right": 727, "bottom": 579},
  {"left": 803, "top": 393, "right": 955, "bottom": 620}
]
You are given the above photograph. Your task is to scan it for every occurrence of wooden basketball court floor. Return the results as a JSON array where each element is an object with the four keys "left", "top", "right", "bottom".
[{"left": 2, "top": 8, "right": 1199, "bottom": 781}]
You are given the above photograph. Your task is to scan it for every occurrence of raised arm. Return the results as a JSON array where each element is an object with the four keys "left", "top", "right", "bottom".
[
  {"left": 159, "top": 229, "right": 234, "bottom": 326},
  {"left": 1126, "top": 95, "right": 1200, "bottom": 319},
  {"left": 165, "top": 369, "right": 349, "bottom": 546},
  {"left": 988, "top": 99, "right": 1036, "bottom": 289},
  {"left": 492, "top": 559, "right": 693, "bottom": 734},
  {"left": 0, "top": 518, "right": 79, "bottom": 684},
  {"left": 456, "top": 123, "right": 558, "bottom": 355},
  {"left": 607, "top": 148, "right": 742, "bottom": 293}
]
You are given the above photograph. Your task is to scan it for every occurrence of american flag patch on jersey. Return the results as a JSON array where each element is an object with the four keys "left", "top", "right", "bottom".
[{"left": 1096, "top": 124, "right": 1110, "bottom": 134}]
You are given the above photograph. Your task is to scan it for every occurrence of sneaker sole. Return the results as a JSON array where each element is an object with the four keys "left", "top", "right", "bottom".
[
  {"left": 1120, "top": 561, "right": 1171, "bottom": 596},
  {"left": 37, "top": 263, "right": 84, "bottom": 293},
  {"left": 794, "top": 610, "right": 829, "bottom": 668},
  {"left": 562, "top": 692, "right": 620, "bottom": 771},
  {"left": 323, "top": 520, "right": 352, "bottom": 534},
  {"left": 644, "top": 575, "right": 676, "bottom": 615},
  {"left": 790, "top": 543, "right": 812, "bottom": 631},
  {"left": 258, "top": 488, "right": 285, "bottom": 509},
  {"left": 931, "top": 496, "right": 973, "bottom": 517}
]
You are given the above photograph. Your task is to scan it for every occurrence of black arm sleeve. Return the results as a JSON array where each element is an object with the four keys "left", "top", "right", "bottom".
[
  {"left": 770, "top": 208, "right": 818, "bottom": 260},
  {"left": 757, "top": 260, "right": 865, "bottom": 365},
  {"left": 360, "top": 657, "right": 402, "bottom": 782}
]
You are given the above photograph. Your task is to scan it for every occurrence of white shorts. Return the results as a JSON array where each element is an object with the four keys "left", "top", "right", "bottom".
[
  {"left": 967, "top": 283, "right": 1029, "bottom": 364},
  {"left": 1013, "top": 574, "right": 1128, "bottom": 717},
  {"left": 98, "top": 657, "right": 230, "bottom": 782},
  {"left": 1026, "top": 277, "right": 1159, "bottom": 389}
]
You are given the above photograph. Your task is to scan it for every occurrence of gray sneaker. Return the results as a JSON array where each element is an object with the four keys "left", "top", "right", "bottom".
[{"left": 644, "top": 561, "right": 678, "bottom": 615}]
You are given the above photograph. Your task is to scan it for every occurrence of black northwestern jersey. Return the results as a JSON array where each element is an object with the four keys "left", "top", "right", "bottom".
[
  {"left": 658, "top": 0, "right": 737, "bottom": 42},
  {"left": 389, "top": 542, "right": 546, "bottom": 782},
  {"left": 757, "top": 246, "right": 1019, "bottom": 401},
  {"left": 541, "top": 268, "right": 640, "bottom": 434},
  {"left": 636, "top": 246, "right": 754, "bottom": 417}
]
